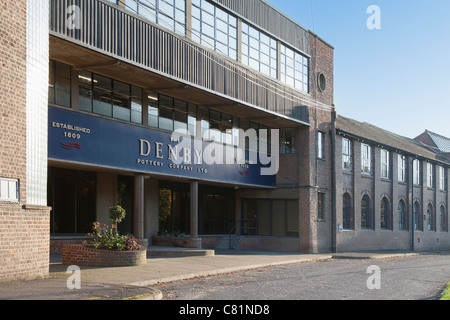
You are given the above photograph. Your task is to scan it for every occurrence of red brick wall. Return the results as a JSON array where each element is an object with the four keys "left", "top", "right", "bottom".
[{"left": 0, "top": 0, "right": 50, "bottom": 282}]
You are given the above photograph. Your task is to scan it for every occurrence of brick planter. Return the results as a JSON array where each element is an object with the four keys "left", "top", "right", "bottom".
[
  {"left": 152, "top": 236, "right": 202, "bottom": 249},
  {"left": 62, "top": 245, "right": 147, "bottom": 267}
]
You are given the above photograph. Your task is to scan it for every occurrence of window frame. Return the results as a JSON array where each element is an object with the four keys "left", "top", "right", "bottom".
[
  {"left": 342, "top": 138, "right": 352, "bottom": 172},
  {"left": 361, "top": 144, "right": 372, "bottom": 175},
  {"left": 380, "top": 149, "right": 390, "bottom": 179}
]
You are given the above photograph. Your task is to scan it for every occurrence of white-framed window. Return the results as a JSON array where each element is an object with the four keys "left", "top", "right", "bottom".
[
  {"left": 380, "top": 149, "right": 390, "bottom": 179},
  {"left": 342, "top": 138, "right": 352, "bottom": 171},
  {"left": 317, "top": 131, "right": 324, "bottom": 159},
  {"left": 0, "top": 178, "right": 19, "bottom": 202},
  {"left": 398, "top": 155, "right": 407, "bottom": 182},
  {"left": 241, "top": 22, "right": 277, "bottom": 78},
  {"left": 413, "top": 159, "right": 421, "bottom": 185},
  {"left": 439, "top": 166, "right": 446, "bottom": 190},
  {"left": 361, "top": 144, "right": 372, "bottom": 175},
  {"left": 427, "top": 162, "right": 434, "bottom": 188}
]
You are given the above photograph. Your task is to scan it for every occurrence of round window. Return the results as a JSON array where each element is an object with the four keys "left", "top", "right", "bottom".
[{"left": 318, "top": 73, "right": 326, "bottom": 92}]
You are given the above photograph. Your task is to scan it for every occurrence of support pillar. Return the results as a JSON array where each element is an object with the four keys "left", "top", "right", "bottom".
[
  {"left": 190, "top": 180, "right": 199, "bottom": 239},
  {"left": 134, "top": 174, "right": 145, "bottom": 240}
]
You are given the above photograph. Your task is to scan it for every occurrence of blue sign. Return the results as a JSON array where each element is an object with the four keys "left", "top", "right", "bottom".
[{"left": 48, "top": 106, "right": 276, "bottom": 187}]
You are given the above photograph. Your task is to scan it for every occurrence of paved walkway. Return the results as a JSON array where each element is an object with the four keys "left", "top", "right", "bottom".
[{"left": 0, "top": 247, "right": 420, "bottom": 300}]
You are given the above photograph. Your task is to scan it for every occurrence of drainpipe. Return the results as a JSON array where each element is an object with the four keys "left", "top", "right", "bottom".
[
  {"left": 331, "top": 108, "right": 337, "bottom": 253},
  {"left": 411, "top": 157, "right": 416, "bottom": 252}
]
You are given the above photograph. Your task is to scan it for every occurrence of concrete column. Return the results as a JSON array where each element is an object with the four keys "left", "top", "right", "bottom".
[
  {"left": 134, "top": 174, "right": 145, "bottom": 240},
  {"left": 190, "top": 180, "right": 199, "bottom": 239}
]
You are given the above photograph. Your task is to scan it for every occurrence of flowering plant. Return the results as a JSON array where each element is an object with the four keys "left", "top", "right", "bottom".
[{"left": 83, "top": 205, "right": 140, "bottom": 251}]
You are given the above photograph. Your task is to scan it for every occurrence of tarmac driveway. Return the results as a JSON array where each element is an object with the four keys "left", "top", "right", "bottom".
[{"left": 157, "top": 253, "right": 450, "bottom": 300}]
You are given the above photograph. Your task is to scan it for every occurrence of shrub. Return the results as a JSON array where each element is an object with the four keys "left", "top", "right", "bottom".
[
  {"left": 84, "top": 205, "right": 140, "bottom": 251},
  {"left": 84, "top": 222, "right": 140, "bottom": 251}
]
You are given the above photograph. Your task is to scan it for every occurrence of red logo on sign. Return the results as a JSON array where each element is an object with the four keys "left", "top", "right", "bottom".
[{"left": 61, "top": 142, "right": 82, "bottom": 150}]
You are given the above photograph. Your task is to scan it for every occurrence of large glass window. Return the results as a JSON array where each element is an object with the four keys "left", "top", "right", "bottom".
[
  {"left": 361, "top": 195, "right": 372, "bottom": 229},
  {"left": 343, "top": 193, "right": 353, "bottom": 230},
  {"left": 439, "top": 166, "right": 446, "bottom": 190},
  {"left": 427, "top": 163, "right": 434, "bottom": 188},
  {"left": 342, "top": 138, "right": 352, "bottom": 171},
  {"left": 79, "top": 71, "right": 143, "bottom": 124},
  {"left": 441, "top": 205, "right": 448, "bottom": 232},
  {"left": 280, "top": 44, "right": 309, "bottom": 93},
  {"left": 427, "top": 203, "right": 435, "bottom": 231},
  {"left": 191, "top": 0, "right": 237, "bottom": 60},
  {"left": 48, "top": 167, "right": 96, "bottom": 235},
  {"left": 361, "top": 144, "right": 372, "bottom": 175},
  {"left": 380, "top": 197, "right": 391, "bottom": 230},
  {"left": 201, "top": 109, "right": 240, "bottom": 146},
  {"left": 413, "top": 160, "right": 421, "bottom": 185},
  {"left": 280, "top": 128, "right": 296, "bottom": 155},
  {"left": 242, "top": 199, "right": 299, "bottom": 237},
  {"left": 241, "top": 22, "right": 277, "bottom": 78},
  {"left": 414, "top": 201, "right": 422, "bottom": 231},
  {"left": 398, "top": 155, "right": 407, "bottom": 182},
  {"left": 49, "top": 60, "right": 71, "bottom": 107},
  {"left": 380, "top": 149, "right": 390, "bottom": 179},
  {"left": 125, "top": 0, "right": 186, "bottom": 36},
  {"left": 398, "top": 200, "right": 407, "bottom": 231}
]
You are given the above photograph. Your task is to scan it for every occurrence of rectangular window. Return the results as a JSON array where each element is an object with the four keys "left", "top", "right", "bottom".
[
  {"left": 413, "top": 160, "right": 421, "bottom": 185},
  {"left": 427, "top": 163, "right": 434, "bottom": 188},
  {"left": 81, "top": 72, "right": 143, "bottom": 124},
  {"left": 191, "top": 0, "right": 237, "bottom": 60},
  {"left": 126, "top": 0, "right": 186, "bottom": 36},
  {"left": 439, "top": 166, "right": 446, "bottom": 190},
  {"left": 342, "top": 138, "right": 352, "bottom": 171},
  {"left": 361, "top": 144, "right": 372, "bottom": 175},
  {"left": 280, "top": 128, "right": 296, "bottom": 155},
  {"left": 318, "top": 192, "right": 325, "bottom": 221},
  {"left": 381, "top": 149, "right": 390, "bottom": 179},
  {"left": 317, "top": 131, "right": 324, "bottom": 159},
  {"left": 280, "top": 44, "right": 309, "bottom": 93},
  {"left": 241, "top": 22, "right": 277, "bottom": 78},
  {"left": 49, "top": 60, "right": 71, "bottom": 107},
  {"left": 398, "top": 155, "right": 407, "bottom": 182},
  {"left": 0, "top": 178, "right": 19, "bottom": 202}
]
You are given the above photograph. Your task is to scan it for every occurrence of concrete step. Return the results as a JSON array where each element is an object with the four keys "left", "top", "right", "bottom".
[{"left": 147, "top": 246, "right": 215, "bottom": 257}]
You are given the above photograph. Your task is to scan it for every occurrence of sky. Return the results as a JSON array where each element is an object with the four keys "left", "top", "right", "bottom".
[{"left": 266, "top": 0, "right": 450, "bottom": 139}]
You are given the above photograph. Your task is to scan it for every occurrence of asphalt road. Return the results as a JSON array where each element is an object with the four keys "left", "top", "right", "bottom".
[{"left": 156, "top": 253, "right": 450, "bottom": 300}]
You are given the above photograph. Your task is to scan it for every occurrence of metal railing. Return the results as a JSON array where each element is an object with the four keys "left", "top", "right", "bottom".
[{"left": 228, "top": 219, "right": 258, "bottom": 249}]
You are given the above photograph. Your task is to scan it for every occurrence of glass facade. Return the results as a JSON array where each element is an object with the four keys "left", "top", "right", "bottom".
[
  {"left": 78, "top": 71, "right": 143, "bottom": 124},
  {"left": 241, "top": 22, "right": 278, "bottom": 79},
  {"left": 191, "top": 0, "right": 237, "bottom": 60},
  {"left": 108, "top": 0, "right": 311, "bottom": 92},
  {"left": 125, "top": 0, "right": 186, "bottom": 36},
  {"left": 280, "top": 44, "right": 309, "bottom": 93}
]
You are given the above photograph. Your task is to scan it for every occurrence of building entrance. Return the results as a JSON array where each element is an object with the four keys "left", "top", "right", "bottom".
[
  {"left": 158, "top": 181, "right": 235, "bottom": 236},
  {"left": 48, "top": 167, "right": 96, "bottom": 235}
]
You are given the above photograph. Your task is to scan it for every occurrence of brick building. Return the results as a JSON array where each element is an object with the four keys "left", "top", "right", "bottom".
[
  {"left": 334, "top": 116, "right": 450, "bottom": 252},
  {"left": 0, "top": 0, "right": 50, "bottom": 282},
  {"left": 1, "top": 0, "right": 335, "bottom": 281},
  {"left": 1, "top": 0, "right": 449, "bottom": 283}
]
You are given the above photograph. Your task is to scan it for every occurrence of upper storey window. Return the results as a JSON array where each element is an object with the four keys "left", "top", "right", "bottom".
[
  {"left": 280, "top": 44, "right": 309, "bottom": 93},
  {"left": 241, "top": 22, "right": 278, "bottom": 79},
  {"left": 191, "top": 0, "right": 237, "bottom": 60},
  {"left": 125, "top": 0, "right": 186, "bottom": 36}
]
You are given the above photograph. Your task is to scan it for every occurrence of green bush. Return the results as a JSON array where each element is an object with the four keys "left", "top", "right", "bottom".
[
  {"left": 84, "top": 205, "right": 140, "bottom": 251},
  {"left": 84, "top": 222, "right": 140, "bottom": 251}
]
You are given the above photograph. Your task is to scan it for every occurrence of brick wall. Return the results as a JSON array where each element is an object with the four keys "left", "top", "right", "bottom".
[
  {"left": 0, "top": 0, "right": 50, "bottom": 282},
  {"left": 335, "top": 134, "right": 450, "bottom": 252},
  {"left": 62, "top": 245, "right": 147, "bottom": 267}
]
